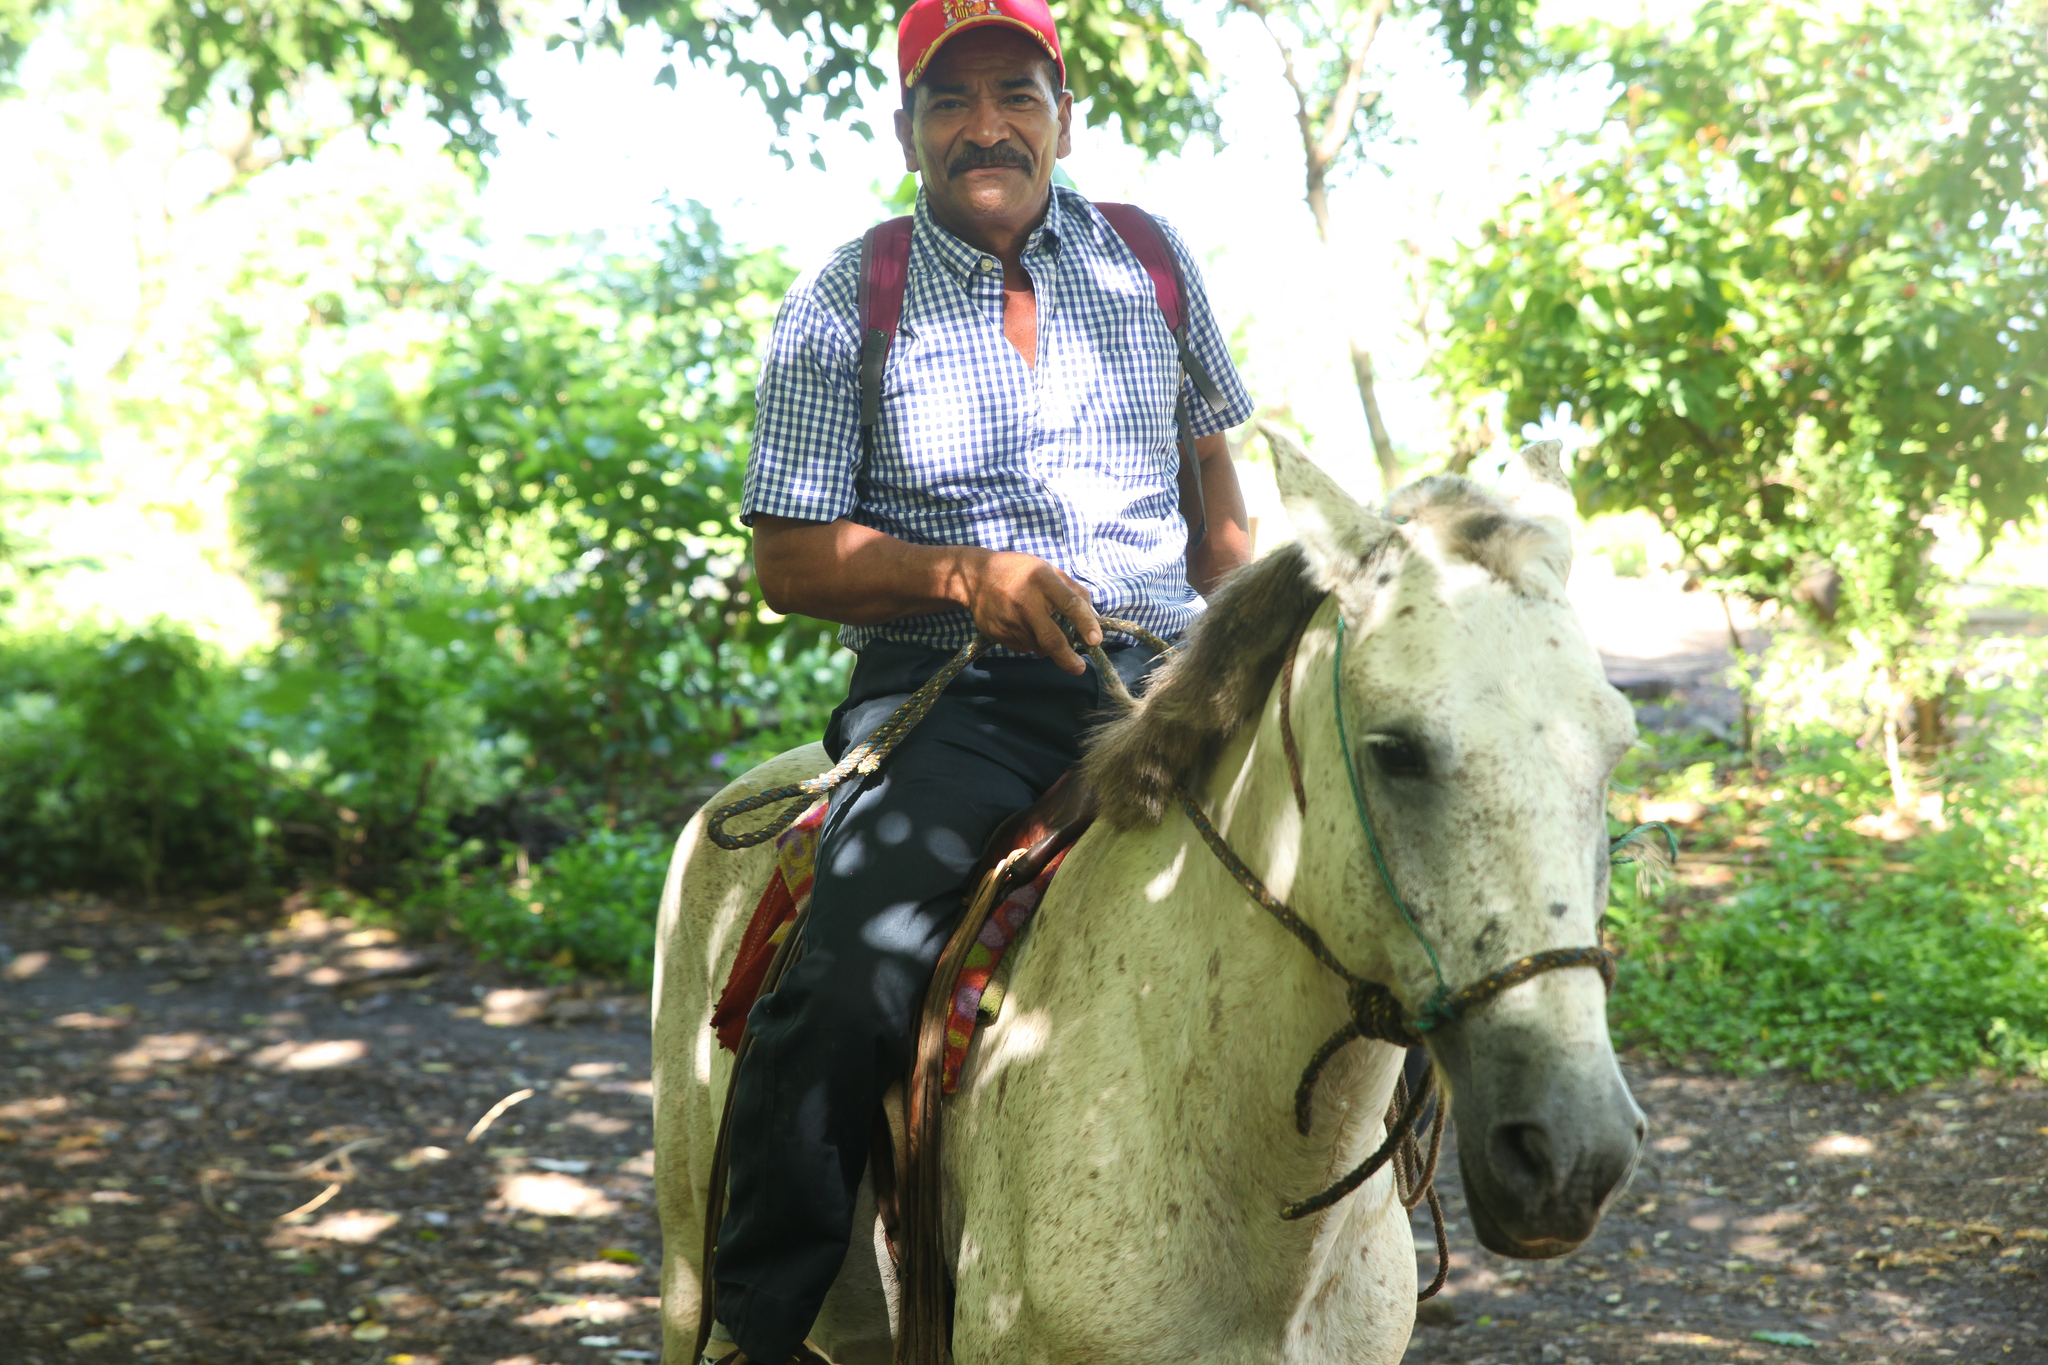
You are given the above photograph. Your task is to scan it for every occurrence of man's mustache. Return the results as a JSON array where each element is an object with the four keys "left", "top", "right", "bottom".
[{"left": 948, "top": 143, "right": 1033, "bottom": 177}]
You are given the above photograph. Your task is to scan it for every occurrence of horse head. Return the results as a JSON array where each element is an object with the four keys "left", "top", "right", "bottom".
[
  {"left": 1279, "top": 431, "right": 1645, "bottom": 1258},
  {"left": 1089, "top": 429, "right": 1644, "bottom": 1262}
]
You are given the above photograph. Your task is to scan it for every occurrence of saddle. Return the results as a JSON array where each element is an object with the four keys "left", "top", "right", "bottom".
[{"left": 697, "top": 773, "right": 1098, "bottom": 1364}]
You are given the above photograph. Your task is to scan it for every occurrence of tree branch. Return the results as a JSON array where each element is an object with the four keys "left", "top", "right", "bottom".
[
  {"left": 1239, "top": 0, "right": 1320, "bottom": 176},
  {"left": 1313, "top": 0, "right": 1394, "bottom": 171}
]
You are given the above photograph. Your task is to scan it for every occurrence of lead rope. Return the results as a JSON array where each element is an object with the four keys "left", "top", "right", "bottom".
[{"left": 705, "top": 618, "right": 1177, "bottom": 849}]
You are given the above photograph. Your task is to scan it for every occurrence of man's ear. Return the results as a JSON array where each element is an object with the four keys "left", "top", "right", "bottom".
[
  {"left": 1055, "top": 90, "right": 1073, "bottom": 159},
  {"left": 1262, "top": 422, "right": 1399, "bottom": 597},
  {"left": 895, "top": 106, "right": 919, "bottom": 174}
]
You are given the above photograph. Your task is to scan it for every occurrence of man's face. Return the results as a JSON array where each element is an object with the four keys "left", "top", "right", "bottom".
[{"left": 895, "top": 27, "right": 1073, "bottom": 241}]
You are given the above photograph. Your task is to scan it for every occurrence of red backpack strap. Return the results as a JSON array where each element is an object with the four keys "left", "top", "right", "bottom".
[
  {"left": 856, "top": 216, "right": 914, "bottom": 444},
  {"left": 1092, "top": 202, "right": 1228, "bottom": 416},
  {"left": 1094, "top": 202, "right": 1225, "bottom": 549}
]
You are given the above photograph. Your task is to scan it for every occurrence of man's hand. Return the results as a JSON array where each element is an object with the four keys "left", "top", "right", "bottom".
[
  {"left": 751, "top": 516, "right": 1101, "bottom": 674},
  {"left": 963, "top": 550, "right": 1100, "bottom": 675}
]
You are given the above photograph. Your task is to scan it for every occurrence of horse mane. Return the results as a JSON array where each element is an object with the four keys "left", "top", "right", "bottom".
[
  {"left": 1387, "top": 473, "right": 1572, "bottom": 589},
  {"left": 1084, "top": 540, "right": 1328, "bottom": 829},
  {"left": 1083, "top": 473, "right": 1566, "bottom": 829}
]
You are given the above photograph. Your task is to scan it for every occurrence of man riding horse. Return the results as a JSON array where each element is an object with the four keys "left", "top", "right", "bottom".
[{"left": 709, "top": 1, "right": 1254, "bottom": 1359}]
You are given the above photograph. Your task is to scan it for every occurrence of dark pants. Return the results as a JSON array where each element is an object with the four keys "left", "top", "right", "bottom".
[{"left": 713, "top": 640, "right": 1161, "bottom": 1364}]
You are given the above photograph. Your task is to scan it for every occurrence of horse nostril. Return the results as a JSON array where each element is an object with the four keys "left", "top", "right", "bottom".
[{"left": 1488, "top": 1121, "right": 1556, "bottom": 1199}]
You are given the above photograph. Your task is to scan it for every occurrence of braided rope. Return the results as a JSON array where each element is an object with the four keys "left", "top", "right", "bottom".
[
  {"left": 1276, "top": 621, "right": 1309, "bottom": 817},
  {"left": 1178, "top": 792, "right": 1367, "bottom": 992},
  {"left": 705, "top": 636, "right": 987, "bottom": 849},
  {"left": 1293, "top": 1021, "right": 1364, "bottom": 1136},
  {"left": 705, "top": 617, "right": 1175, "bottom": 850},
  {"left": 1440, "top": 945, "right": 1616, "bottom": 1017},
  {"left": 1279, "top": 1064, "right": 1435, "bottom": 1221}
]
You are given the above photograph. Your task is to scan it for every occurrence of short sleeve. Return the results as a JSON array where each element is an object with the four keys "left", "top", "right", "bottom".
[
  {"left": 741, "top": 244, "right": 865, "bottom": 526},
  {"left": 1154, "top": 217, "right": 1256, "bottom": 437}
]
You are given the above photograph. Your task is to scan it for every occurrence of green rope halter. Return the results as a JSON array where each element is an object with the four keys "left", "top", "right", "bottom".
[
  {"left": 1329, "top": 612, "right": 1679, "bottom": 1033},
  {"left": 1331, "top": 612, "right": 1457, "bottom": 1031}
]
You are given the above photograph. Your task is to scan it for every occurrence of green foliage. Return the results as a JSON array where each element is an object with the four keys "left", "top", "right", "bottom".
[
  {"left": 1433, "top": 0, "right": 2048, "bottom": 673},
  {"left": 1606, "top": 643, "right": 2048, "bottom": 1088},
  {"left": 151, "top": 0, "right": 522, "bottom": 168},
  {"left": 0, "top": 625, "right": 268, "bottom": 894},
  {"left": 0, "top": 0, "right": 50, "bottom": 97},
  {"left": 66, "top": 0, "right": 1224, "bottom": 171},
  {"left": 230, "top": 200, "right": 846, "bottom": 877},
  {"left": 435, "top": 823, "right": 676, "bottom": 984},
  {"left": 1434, "top": 0, "right": 1539, "bottom": 96}
]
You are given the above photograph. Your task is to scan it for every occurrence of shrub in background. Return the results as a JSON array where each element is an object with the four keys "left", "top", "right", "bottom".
[
  {"left": 1607, "top": 637, "right": 2048, "bottom": 1088},
  {"left": 436, "top": 824, "right": 677, "bottom": 986},
  {"left": 232, "top": 202, "right": 846, "bottom": 841},
  {"left": 0, "top": 625, "right": 267, "bottom": 894}
]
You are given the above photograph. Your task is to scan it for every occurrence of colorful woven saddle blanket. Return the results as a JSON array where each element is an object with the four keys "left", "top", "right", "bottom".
[{"left": 710, "top": 801, "right": 1073, "bottom": 1094}]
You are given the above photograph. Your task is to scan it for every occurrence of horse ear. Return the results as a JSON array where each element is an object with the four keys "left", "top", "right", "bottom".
[
  {"left": 1262, "top": 422, "right": 1397, "bottom": 592},
  {"left": 1498, "top": 439, "right": 1576, "bottom": 562}
]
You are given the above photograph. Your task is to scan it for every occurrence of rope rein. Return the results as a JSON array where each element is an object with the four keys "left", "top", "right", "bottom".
[{"left": 706, "top": 618, "right": 1175, "bottom": 850}]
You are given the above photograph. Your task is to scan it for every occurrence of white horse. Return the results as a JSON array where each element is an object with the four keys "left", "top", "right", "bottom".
[{"left": 652, "top": 436, "right": 1646, "bottom": 1364}]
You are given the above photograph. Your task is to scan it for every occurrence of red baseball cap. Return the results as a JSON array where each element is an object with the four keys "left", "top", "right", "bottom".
[{"left": 897, "top": 0, "right": 1066, "bottom": 93}]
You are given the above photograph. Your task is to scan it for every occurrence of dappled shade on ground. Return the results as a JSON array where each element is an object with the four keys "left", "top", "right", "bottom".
[
  {"left": 0, "top": 894, "right": 660, "bottom": 1363},
  {"left": 1, "top": 892, "right": 2044, "bottom": 1364}
]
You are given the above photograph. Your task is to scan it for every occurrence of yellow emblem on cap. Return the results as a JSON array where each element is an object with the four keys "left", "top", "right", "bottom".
[{"left": 942, "top": 0, "right": 999, "bottom": 27}]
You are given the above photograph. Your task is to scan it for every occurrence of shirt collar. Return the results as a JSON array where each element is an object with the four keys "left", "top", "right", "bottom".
[{"left": 913, "top": 183, "right": 1069, "bottom": 285}]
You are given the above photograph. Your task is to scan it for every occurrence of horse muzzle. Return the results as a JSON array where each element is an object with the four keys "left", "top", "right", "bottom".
[{"left": 1432, "top": 1012, "right": 1646, "bottom": 1259}]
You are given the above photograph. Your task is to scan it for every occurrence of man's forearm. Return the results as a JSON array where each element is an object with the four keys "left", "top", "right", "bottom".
[
  {"left": 751, "top": 514, "right": 1103, "bottom": 671},
  {"left": 752, "top": 516, "right": 977, "bottom": 625},
  {"left": 1187, "top": 432, "right": 1252, "bottom": 596}
]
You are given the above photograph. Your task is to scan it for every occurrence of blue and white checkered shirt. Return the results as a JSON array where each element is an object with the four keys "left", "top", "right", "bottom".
[{"left": 742, "top": 185, "right": 1254, "bottom": 652}]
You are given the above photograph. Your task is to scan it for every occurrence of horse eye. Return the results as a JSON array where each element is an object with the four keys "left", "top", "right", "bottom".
[{"left": 1368, "top": 735, "right": 1428, "bottom": 780}]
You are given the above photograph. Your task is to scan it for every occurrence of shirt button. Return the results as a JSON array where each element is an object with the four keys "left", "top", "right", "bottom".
[{"left": 979, "top": 258, "right": 996, "bottom": 273}]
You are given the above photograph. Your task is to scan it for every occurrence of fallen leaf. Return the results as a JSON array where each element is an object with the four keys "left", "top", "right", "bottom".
[
  {"left": 1753, "top": 1330, "right": 1816, "bottom": 1348},
  {"left": 598, "top": 1247, "right": 642, "bottom": 1264},
  {"left": 350, "top": 1322, "right": 390, "bottom": 1342}
]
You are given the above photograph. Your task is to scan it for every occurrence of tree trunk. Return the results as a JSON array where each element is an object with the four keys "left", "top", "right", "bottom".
[
  {"left": 1303, "top": 179, "right": 1400, "bottom": 494},
  {"left": 1912, "top": 695, "right": 1944, "bottom": 754},
  {"left": 1348, "top": 340, "right": 1400, "bottom": 493},
  {"left": 1881, "top": 666, "right": 1916, "bottom": 811}
]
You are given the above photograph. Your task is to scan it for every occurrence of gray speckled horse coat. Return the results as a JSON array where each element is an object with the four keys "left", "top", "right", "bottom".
[{"left": 651, "top": 436, "right": 1646, "bottom": 1364}]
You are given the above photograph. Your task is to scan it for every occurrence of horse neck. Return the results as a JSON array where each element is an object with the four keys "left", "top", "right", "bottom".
[{"left": 1180, "top": 609, "right": 1407, "bottom": 1183}]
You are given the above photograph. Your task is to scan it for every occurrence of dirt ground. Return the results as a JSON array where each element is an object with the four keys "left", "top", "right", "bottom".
[{"left": 3, "top": 892, "right": 2045, "bottom": 1365}]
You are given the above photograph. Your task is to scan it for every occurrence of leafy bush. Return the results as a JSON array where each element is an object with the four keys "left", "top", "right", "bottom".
[
  {"left": 0, "top": 625, "right": 267, "bottom": 893},
  {"left": 434, "top": 824, "right": 677, "bottom": 986},
  {"left": 232, "top": 202, "right": 847, "bottom": 833},
  {"left": 1607, "top": 641, "right": 2048, "bottom": 1088}
]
